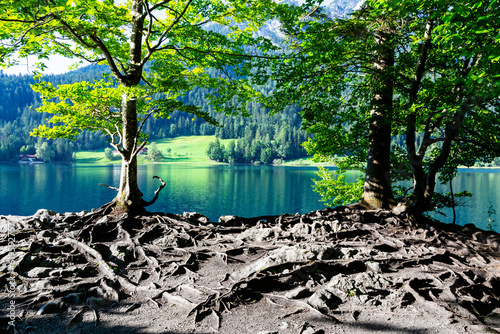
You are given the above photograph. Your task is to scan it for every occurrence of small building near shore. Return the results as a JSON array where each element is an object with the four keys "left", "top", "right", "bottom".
[{"left": 18, "top": 155, "right": 44, "bottom": 163}]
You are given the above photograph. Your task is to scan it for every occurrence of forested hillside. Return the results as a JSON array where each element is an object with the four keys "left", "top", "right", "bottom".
[
  {"left": 0, "top": 0, "right": 366, "bottom": 164},
  {"left": 0, "top": 65, "right": 308, "bottom": 162},
  {"left": 0, "top": 66, "right": 110, "bottom": 162}
]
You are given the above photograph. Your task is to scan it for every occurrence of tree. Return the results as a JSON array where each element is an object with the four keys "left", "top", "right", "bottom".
[
  {"left": 35, "top": 140, "right": 55, "bottom": 162},
  {"left": 224, "top": 139, "right": 236, "bottom": 164},
  {"left": 260, "top": 147, "right": 272, "bottom": 165},
  {"left": 54, "top": 138, "right": 74, "bottom": 161},
  {"left": 266, "top": 0, "right": 500, "bottom": 214},
  {"left": 0, "top": 0, "right": 305, "bottom": 213},
  {"left": 264, "top": 0, "right": 399, "bottom": 209},
  {"left": 399, "top": 0, "right": 500, "bottom": 214},
  {"left": 147, "top": 142, "right": 162, "bottom": 162},
  {"left": 206, "top": 138, "right": 224, "bottom": 162},
  {"left": 104, "top": 147, "right": 114, "bottom": 161}
]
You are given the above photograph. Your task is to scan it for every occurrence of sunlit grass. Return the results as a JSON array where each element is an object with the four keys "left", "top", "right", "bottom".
[
  {"left": 154, "top": 136, "right": 217, "bottom": 164},
  {"left": 74, "top": 135, "right": 323, "bottom": 166},
  {"left": 74, "top": 136, "right": 226, "bottom": 165},
  {"left": 73, "top": 151, "right": 116, "bottom": 164}
]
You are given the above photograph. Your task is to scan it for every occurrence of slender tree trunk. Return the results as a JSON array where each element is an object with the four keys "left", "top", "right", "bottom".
[
  {"left": 360, "top": 32, "right": 395, "bottom": 209},
  {"left": 408, "top": 54, "right": 471, "bottom": 216},
  {"left": 406, "top": 20, "right": 434, "bottom": 216},
  {"left": 410, "top": 107, "right": 467, "bottom": 216},
  {"left": 113, "top": 0, "right": 146, "bottom": 212},
  {"left": 450, "top": 177, "right": 456, "bottom": 224},
  {"left": 412, "top": 172, "right": 435, "bottom": 214},
  {"left": 114, "top": 93, "right": 145, "bottom": 212}
]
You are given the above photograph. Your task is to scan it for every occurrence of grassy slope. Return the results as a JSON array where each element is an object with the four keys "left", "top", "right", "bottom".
[
  {"left": 74, "top": 136, "right": 235, "bottom": 165},
  {"left": 74, "top": 135, "right": 332, "bottom": 166}
]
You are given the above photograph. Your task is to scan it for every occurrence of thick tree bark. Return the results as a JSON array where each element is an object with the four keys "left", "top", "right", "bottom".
[
  {"left": 360, "top": 32, "right": 395, "bottom": 209},
  {"left": 362, "top": 115, "right": 394, "bottom": 209}
]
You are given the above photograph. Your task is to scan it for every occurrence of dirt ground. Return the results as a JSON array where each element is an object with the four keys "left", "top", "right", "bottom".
[{"left": 1, "top": 206, "right": 499, "bottom": 333}]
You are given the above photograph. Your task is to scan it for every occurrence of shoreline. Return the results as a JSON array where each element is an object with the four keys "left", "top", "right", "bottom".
[
  {"left": 5, "top": 157, "right": 500, "bottom": 171},
  {"left": 8, "top": 159, "right": 500, "bottom": 171}
]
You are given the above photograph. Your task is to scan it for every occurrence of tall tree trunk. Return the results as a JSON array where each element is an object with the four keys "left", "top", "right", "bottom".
[
  {"left": 113, "top": 0, "right": 146, "bottom": 212},
  {"left": 406, "top": 20, "right": 433, "bottom": 216},
  {"left": 360, "top": 32, "right": 395, "bottom": 209},
  {"left": 114, "top": 94, "right": 145, "bottom": 212}
]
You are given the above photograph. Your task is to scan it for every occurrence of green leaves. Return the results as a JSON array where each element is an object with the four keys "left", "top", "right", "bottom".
[
  {"left": 312, "top": 167, "right": 364, "bottom": 207},
  {"left": 270, "top": 0, "right": 500, "bottom": 213},
  {"left": 30, "top": 77, "right": 122, "bottom": 140},
  {"left": 1, "top": 0, "right": 300, "bottom": 153}
]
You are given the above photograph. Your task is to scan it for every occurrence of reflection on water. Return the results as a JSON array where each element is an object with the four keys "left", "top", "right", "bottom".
[
  {"left": 434, "top": 170, "right": 500, "bottom": 232},
  {"left": 0, "top": 164, "right": 324, "bottom": 222},
  {"left": 0, "top": 164, "right": 498, "bottom": 232}
]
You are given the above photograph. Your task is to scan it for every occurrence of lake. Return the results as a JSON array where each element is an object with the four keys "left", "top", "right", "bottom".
[
  {"left": 0, "top": 164, "right": 498, "bottom": 232},
  {"left": 0, "top": 164, "right": 323, "bottom": 220}
]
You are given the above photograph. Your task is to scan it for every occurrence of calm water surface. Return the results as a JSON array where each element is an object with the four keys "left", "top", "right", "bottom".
[
  {"left": 433, "top": 169, "right": 500, "bottom": 232},
  {"left": 0, "top": 164, "right": 498, "bottom": 232},
  {"left": 0, "top": 164, "right": 323, "bottom": 221}
]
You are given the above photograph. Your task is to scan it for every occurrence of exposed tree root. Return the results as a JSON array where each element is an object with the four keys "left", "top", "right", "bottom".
[
  {"left": 1, "top": 206, "right": 499, "bottom": 332},
  {"left": 96, "top": 176, "right": 167, "bottom": 216}
]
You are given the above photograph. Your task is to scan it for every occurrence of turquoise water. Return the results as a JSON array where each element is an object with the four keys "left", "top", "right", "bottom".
[
  {"left": 433, "top": 169, "right": 500, "bottom": 232},
  {"left": 0, "top": 164, "right": 498, "bottom": 232},
  {"left": 0, "top": 164, "right": 324, "bottom": 221}
]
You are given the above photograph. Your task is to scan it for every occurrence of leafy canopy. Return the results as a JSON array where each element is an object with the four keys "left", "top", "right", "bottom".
[
  {"left": 264, "top": 0, "right": 500, "bottom": 211},
  {"left": 0, "top": 0, "right": 313, "bottom": 148}
]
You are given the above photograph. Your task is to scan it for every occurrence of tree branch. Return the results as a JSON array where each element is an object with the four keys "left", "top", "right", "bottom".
[
  {"left": 51, "top": 39, "right": 105, "bottom": 64},
  {"left": 150, "top": 0, "right": 193, "bottom": 54},
  {"left": 156, "top": 45, "right": 280, "bottom": 60},
  {"left": 406, "top": 19, "right": 433, "bottom": 171},
  {"left": 90, "top": 36, "right": 127, "bottom": 83},
  {"left": 53, "top": 15, "right": 96, "bottom": 49},
  {"left": 99, "top": 183, "right": 119, "bottom": 191},
  {"left": 460, "top": 128, "right": 500, "bottom": 155},
  {"left": 428, "top": 101, "right": 470, "bottom": 180},
  {"left": 141, "top": 74, "right": 154, "bottom": 86},
  {"left": 0, "top": 17, "right": 41, "bottom": 23},
  {"left": 132, "top": 109, "right": 156, "bottom": 157},
  {"left": 49, "top": 14, "right": 127, "bottom": 82},
  {"left": 103, "top": 126, "right": 122, "bottom": 153},
  {"left": 143, "top": 176, "right": 166, "bottom": 207},
  {"left": 147, "top": 0, "right": 173, "bottom": 13},
  {"left": 143, "top": 0, "right": 155, "bottom": 53},
  {"left": 113, "top": 123, "right": 123, "bottom": 151},
  {"left": 418, "top": 111, "right": 444, "bottom": 158},
  {"left": 10, "top": 17, "right": 58, "bottom": 47}
]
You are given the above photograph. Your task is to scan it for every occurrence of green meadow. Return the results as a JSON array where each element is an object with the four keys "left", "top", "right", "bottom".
[{"left": 74, "top": 136, "right": 234, "bottom": 165}]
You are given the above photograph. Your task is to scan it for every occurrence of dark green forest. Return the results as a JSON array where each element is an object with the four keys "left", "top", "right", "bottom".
[{"left": 0, "top": 65, "right": 309, "bottom": 163}]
